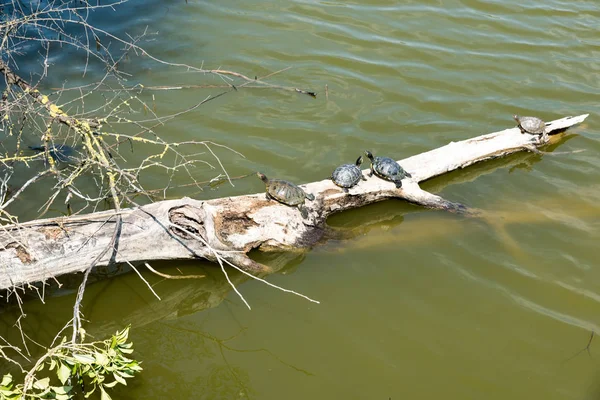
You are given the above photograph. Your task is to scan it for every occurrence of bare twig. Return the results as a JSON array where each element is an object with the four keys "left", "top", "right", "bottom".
[
  {"left": 129, "top": 262, "right": 161, "bottom": 300},
  {"left": 562, "top": 330, "right": 595, "bottom": 365},
  {"left": 145, "top": 262, "right": 205, "bottom": 280},
  {"left": 167, "top": 223, "right": 320, "bottom": 309}
]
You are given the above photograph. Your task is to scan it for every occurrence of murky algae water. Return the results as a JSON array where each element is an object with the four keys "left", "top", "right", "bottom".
[{"left": 2, "top": 0, "right": 600, "bottom": 399}]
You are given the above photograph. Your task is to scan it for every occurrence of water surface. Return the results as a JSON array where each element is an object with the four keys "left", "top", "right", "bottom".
[{"left": 2, "top": 0, "right": 600, "bottom": 399}]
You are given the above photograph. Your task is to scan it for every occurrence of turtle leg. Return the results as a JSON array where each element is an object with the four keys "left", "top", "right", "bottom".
[
  {"left": 305, "top": 192, "right": 315, "bottom": 201},
  {"left": 343, "top": 187, "right": 349, "bottom": 193},
  {"left": 265, "top": 192, "right": 272, "bottom": 201},
  {"left": 405, "top": 171, "right": 412, "bottom": 178},
  {"left": 298, "top": 205, "right": 309, "bottom": 219},
  {"left": 368, "top": 165, "right": 374, "bottom": 177},
  {"left": 361, "top": 174, "right": 367, "bottom": 181},
  {"left": 394, "top": 179, "right": 403, "bottom": 189}
]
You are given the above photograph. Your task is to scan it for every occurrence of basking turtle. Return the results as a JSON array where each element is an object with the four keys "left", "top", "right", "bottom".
[
  {"left": 364, "top": 150, "right": 411, "bottom": 188},
  {"left": 513, "top": 115, "right": 547, "bottom": 137},
  {"left": 257, "top": 172, "right": 315, "bottom": 219},
  {"left": 331, "top": 156, "right": 366, "bottom": 192},
  {"left": 29, "top": 144, "right": 79, "bottom": 164}
]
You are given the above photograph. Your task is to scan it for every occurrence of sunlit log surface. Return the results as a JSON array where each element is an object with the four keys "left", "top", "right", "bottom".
[{"left": 0, "top": 114, "right": 589, "bottom": 290}]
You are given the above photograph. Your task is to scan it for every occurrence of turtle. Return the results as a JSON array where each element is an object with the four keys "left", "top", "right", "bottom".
[
  {"left": 29, "top": 144, "right": 80, "bottom": 164},
  {"left": 364, "top": 150, "right": 411, "bottom": 188},
  {"left": 331, "top": 156, "right": 366, "bottom": 193},
  {"left": 513, "top": 115, "right": 547, "bottom": 138},
  {"left": 257, "top": 172, "right": 315, "bottom": 219}
]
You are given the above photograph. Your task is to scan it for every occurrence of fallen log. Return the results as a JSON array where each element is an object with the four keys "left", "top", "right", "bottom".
[{"left": 0, "top": 114, "right": 589, "bottom": 290}]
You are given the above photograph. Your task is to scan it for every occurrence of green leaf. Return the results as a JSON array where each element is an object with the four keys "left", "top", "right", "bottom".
[
  {"left": 73, "top": 353, "right": 96, "bottom": 364},
  {"left": 114, "top": 327, "right": 130, "bottom": 345},
  {"left": 62, "top": 358, "right": 76, "bottom": 367},
  {"left": 49, "top": 358, "right": 57, "bottom": 371},
  {"left": 115, "top": 370, "right": 134, "bottom": 379},
  {"left": 95, "top": 352, "right": 109, "bottom": 366},
  {"left": 103, "top": 381, "right": 119, "bottom": 388},
  {"left": 0, "top": 374, "right": 12, "bottom": 387},
  {"left": 57, "top": 363, "right": 71, "bottom": 385},
  {"left": 112, "top": 373, "right": 126, "bottom": 386},
  {"left": 126, "top": 361, "right": 142, "bottom": 368},
  {"left": 0, "top": 391, "right": 20, "bottom": 400},
  {"left": 33, "top": 377, "right": 50, "bottom": 390},
  {"left": 100, "top": 386, "right": 113, "bottom": 400},
  {"left": 0, "top": 388, "right": 17, "bottom": 397},
  {"left": 117, "top": 356, "right": 134, "bottom": 364},
  {"left": 52, "top": 386, "right": 72, "bottom": 395},
  {"left": 55, "top": 394, "right": 71, "bottom": 400},
  {"left": 83, "top": 385, "right": 96, "bottom": 398}
]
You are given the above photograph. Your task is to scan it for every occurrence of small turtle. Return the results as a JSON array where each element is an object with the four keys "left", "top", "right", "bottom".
[
  {"left": 29, "top": 144, "right": 80, "bottom": 164},
  {"left": 513, "top": 115, "right": 547, "bottom": 137},
  {"left": 365, "top": 150, "right": 411, "bottom": 188},
  {"left": 257, "top": 172, "right": 315, "bottom": 219},
  {"left": 331, "top": 156, "right": 366, "bottom": 193}
]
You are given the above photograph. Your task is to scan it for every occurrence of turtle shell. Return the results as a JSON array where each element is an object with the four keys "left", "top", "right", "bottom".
[
  {"left": 266, "top": 179, "right": 309, "bottom": 206},
  {"left": 373, "top": 157, "right": 410, "bottom": 181},
  {"left": 332, "top": 163, "right": 362, "bottom": 188},
  {"left": 515, "top": 116, "right": 546, "bottom": 134}
]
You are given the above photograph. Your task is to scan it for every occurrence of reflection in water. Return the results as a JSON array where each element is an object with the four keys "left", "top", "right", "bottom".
[
  {"left": 131, "top": 321, "right": 313, "bottom": 399},
  {"left": 1, "top": 261, "right": 311, "bottom": 398}
]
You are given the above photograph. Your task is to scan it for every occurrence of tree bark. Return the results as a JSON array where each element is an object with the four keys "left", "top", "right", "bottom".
[{"left": 0, "top": 114, "right": 588, "bottom": 290}]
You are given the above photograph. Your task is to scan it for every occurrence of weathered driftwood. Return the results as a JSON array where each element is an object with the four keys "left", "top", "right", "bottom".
[{"left": 0, "top": 114, "right": 589, "bottom": 290}]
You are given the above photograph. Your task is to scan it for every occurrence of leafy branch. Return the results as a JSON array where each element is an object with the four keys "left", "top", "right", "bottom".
[{"left": 1, "top": 326, "right": 141, "bottom": 400}]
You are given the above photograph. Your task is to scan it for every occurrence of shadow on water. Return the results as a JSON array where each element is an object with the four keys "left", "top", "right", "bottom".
[
  {"left": 321, "top": 131, "right": 593, "bottom": 253},
  {"left": 0, "top": 250, "right": 309, "bottom": 346},
  {"left": 322, "top": 185, "right": 600, "bottom": 258},
  {"left": 0, "top": 256, "right": 311, "bottom": 393}
]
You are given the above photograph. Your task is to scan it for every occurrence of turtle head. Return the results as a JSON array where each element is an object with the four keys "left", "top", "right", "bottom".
[
  {"left": 355, "top": 156, "right": 363, "bottom": 166},
  {"left": 513, "top": 115, "right": 520, "bottom": 123},
  {"left": 256, "top": 172, "right": 269, "bottom": 183},
  {"left": 364, "top": 150, "right": 374, "bottom": 161}
]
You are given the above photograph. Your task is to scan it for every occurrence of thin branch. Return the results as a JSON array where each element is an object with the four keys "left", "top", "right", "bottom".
[
  {"left": 145, "top": 262, "right": 205, "bottom": 280},
  {"left": 167, "top": 223, "right": 320, "bottom": 308},
  {"left": 129, "top": 261, "right": 161, "bottom": 300}
]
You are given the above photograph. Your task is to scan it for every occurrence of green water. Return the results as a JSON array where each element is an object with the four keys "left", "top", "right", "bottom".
[{"left": 2, "top": 0, "right": 600, "bottom": 398}]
